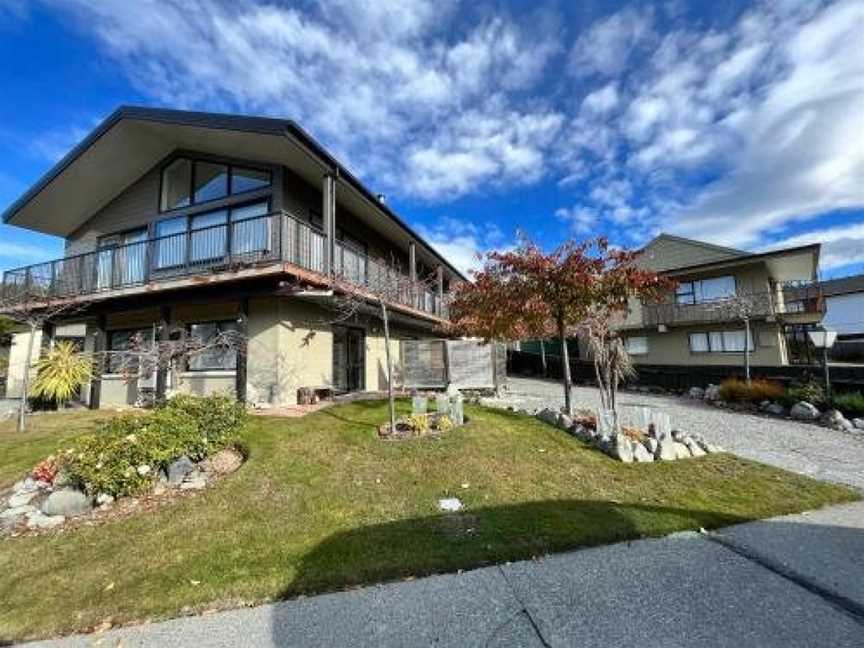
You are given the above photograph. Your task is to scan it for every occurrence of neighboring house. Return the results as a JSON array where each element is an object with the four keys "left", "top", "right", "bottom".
[
  {"left": 0, "top": 106, "right": 464, "bottom": 408},
  {"left": 615, "top": 234, "right": 823, "bottom": 367},
  {"left": 808, "top": 275, "right": 864, "bottom": 363}
]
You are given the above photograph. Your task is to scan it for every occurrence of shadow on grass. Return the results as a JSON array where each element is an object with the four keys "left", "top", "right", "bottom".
[{"left": 280, "top": 499, "right": 746, "bottom": 599}]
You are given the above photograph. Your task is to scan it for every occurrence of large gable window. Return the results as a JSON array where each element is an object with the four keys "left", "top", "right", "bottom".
[
  {"left": 160, "top": 157, "right": 271, "bottom": 212},
  {"left": 676, "top": 276, "right": 736, "bottom": 305}
]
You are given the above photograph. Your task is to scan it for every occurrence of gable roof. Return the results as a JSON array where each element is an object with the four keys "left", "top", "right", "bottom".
[
  {"left": 636, "top": 233, "right": 748, "bottom": 272},
  {"left": 1, "top": 106, "right": 468, "bottom": 281},
  {"left": 818, "top": 274, "right": 864, "bottom": 297}
]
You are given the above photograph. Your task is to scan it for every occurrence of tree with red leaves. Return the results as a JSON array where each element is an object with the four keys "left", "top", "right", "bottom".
[{"left": 450, "top": 236, "right": 671, "bottom": 417}]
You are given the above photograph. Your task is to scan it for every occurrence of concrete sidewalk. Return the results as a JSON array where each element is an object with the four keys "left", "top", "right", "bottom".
[{"left": 24, "top": 502, "right": 864, "bottom": 647}]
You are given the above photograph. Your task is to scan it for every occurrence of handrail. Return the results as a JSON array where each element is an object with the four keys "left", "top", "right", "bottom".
[{"left": 2, "top": 210, "right": 449, "bottom": 318}]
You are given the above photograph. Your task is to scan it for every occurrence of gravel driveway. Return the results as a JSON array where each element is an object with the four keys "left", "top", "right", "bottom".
[{"left": 493, "top": 377, "right": 864, "bottom": 491}]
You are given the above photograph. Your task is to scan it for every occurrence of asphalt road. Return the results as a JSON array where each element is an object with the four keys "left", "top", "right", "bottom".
[{"left": 23, "top": 502, "right": 864, "bottom": 647}]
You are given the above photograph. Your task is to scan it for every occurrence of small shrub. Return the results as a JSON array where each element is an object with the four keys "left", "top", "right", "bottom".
[
  {"left": 778, "top": 379, "right": 826, "bottom": 408},
  {"left": 832, "top": 391, "right": 864, "bottom": 418},
  {"left": 61, "top": 395, "right": 247, "bottom": 497},
  {"left": 32, "top": 456, "right": 59, "bottom": 483},
  {"left": 719, "top": 378, "right": 784, "bottom": 403}
]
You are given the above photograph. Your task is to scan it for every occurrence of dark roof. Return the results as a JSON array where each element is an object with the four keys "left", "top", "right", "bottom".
[
  {"left": 1, "top": 105, "right": 468, "bottom": 281},
  {"left": 816, "top": 274, "right": 864, "bottom": 297}
]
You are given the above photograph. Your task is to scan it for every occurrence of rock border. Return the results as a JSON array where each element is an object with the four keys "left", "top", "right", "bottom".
[{"left": 0, "top": 447, "right": 245, "bottom": 538}]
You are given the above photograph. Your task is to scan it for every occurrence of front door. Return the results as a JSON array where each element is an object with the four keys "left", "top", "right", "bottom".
[{"left": 333, "top": 326, "right": 365, "bottom": 393}]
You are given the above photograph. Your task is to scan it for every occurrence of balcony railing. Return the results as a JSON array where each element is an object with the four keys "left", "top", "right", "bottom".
[
  {"left": 2, "top": 211, "right": 448, "bottom": 318},
  {"left": 640, "top": 285, "right": 824, "bottom": 327}
]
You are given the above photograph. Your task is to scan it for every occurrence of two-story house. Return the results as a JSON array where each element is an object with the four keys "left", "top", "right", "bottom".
[
  {"left": 0, "top": 107, "right": 464, "bottom": 408},
  {"left": 616, "top": 234, "right": 824, "bottom": 366}
]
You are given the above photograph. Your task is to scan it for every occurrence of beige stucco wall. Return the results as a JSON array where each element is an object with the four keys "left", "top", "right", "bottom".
[
  {"left": 364, "top": 332, "right": 402, "bottom": 391},
  {"left": 625, "top": 321, "right": 786, "bottom": 367},
  {"left": 246, "top": 296, "right": 334, "bottom": 406}
]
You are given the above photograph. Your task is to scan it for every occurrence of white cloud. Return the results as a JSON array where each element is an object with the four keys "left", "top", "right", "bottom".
[
  {"left": 27, "top": 124, "right": 92, "bottom": 162},
  {"left": 581, "top": 83, "right": 619, "bottom": 113},
  {"left": 555, "top": 206, "right": 597, "bottom": 234},
  {"left": 568, "top": 7, "right": 654, "bottom": 78},
  {"left": 416, "top": 217, "right": 511, "bottom": 276},
  {"left": 52, "top": 0, "right": 561, "bottom": 201}
]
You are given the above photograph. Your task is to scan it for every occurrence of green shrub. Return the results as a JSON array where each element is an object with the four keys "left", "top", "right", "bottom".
[
  {"left": 778, "top": 380, "right": 826, "bottom": 408},
  {"left": 160, "top": 393, "right": 247, "bottom": 454},
  {"left": 719, "top": 378, "right": 784, "bottom": 403},
  {"left": 61, "top": 395, "right": 247, "bottom": 497},
  {"left": 832, "top": 391, "right": 864, "bottom": 418}
]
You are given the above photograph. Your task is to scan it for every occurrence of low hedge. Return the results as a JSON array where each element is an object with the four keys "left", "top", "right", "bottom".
[
  {"left": 61, "top": 394, "right": 247, "bottom": 497},
  {"left": 718, "top": 378, "right": 784, "bottom": 403}
]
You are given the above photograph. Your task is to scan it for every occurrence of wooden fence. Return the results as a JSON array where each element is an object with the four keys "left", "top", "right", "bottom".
[{"left": 401, "top": 340, "right": 506, "bottom": 390}]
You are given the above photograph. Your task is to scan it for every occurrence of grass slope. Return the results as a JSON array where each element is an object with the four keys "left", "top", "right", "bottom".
[{"left": 0, "top": 401, "right": 857, "bottom": 641}]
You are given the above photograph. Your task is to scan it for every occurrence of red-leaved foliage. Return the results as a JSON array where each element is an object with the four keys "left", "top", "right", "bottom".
[{"left": 32, "top": 456, "right": 59, "bottom": 484}]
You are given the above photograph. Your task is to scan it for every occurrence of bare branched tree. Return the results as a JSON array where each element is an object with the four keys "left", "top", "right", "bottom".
[
  {"left": 321, "top": 256, "right": 439, "bottom": 432},
  {"left": 105, "top": 325, "right": 246, "bottom": 405},
  {"left": 708, "top": 292, "right": 765, "bottom": 384},
  {"left": 0, "top": 284, "right": 84, "bottom": 431},
  {"left": 583, "top": 316, "right": 635, "bottom": 427}
]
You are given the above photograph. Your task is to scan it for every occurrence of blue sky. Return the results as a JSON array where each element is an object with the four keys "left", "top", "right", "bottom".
[{"left": 0, "top": 0, "right": 862, "bottom": 277}]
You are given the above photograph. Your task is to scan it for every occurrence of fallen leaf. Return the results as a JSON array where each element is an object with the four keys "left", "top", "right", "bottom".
[
  {"left": 189, "top": 579, "right": 201, "bottom": 586},
  {"left": 104, "top": 582, "right": 115, "bottom": 592}
]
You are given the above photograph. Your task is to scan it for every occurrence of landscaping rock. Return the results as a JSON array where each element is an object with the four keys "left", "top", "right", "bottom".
[
  {"left": 167, "top": 456, "right": 196, "bottom": 485},
  {"left": 1, "top": 504, "right": 37, "bottom": 519},
  {"left": 557, "top": 414, "right": 574, "bottom": 431},
  {"left": 704, "top": 384, "right": 722, "bottom": 401},
  {"left": 645, "top": 438, "right": 659, "bottom": 456},
  {"left": 632, "top": 441, "right": 654, "bottom": 463},
  {"left": 96, "top": 493, "right": 115, "bottom": 506},
  {"left": 537, "top": 408, "right": 560, "bottom": 426},
  {"left": 684, "top": 437, "right": 707, "bottom": 457},
  {"left": 853, "top": 418, "right": 864, "bottom": 430},
  {"left": 200, "top": 448, "right": 244, "bottom": 476},
  {"left": 8, "top": 490, "right": 39, "bottom": 508},
  {"left": 180, "top": 479, "right": 207, "bottom": 490},
  {"left": 41, "top": 489, "right": 92, "bottom": 517},
  {"left": 656, "top": 439, "right": 677, "bottom": 461},
  {"left": 821, "top": 409, "right": 854, "bottom": 432},
  {"left": 790, "top": 401, "right": 820, "bottom": 421},
  {"left": 672, "top": 442, "right": 691, "bottom": 460},
  {"left": 613, "top": 435, "right": 634, "bottom": 463},
  {"left": 13, "top": 478, "right": 39, "bottom": 494},
  {"left": 26, "top": 512, "right": 65, "bottom": 529},
  {"left": 687, "top": 386, "right": 705, "bottom": 399},
  {"left": 764, "top": 402, "right": 786, "bottom": 416}
]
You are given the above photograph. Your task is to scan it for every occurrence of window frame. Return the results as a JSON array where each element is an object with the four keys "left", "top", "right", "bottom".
[
  {"left": 159, "top": 155, "right": 273, "bottom": 215},
  {"left": 676, "top": 275, "right": 737, "bottom": 305},
  {"left": 185, "top": 319, "right": 240, "bottom": 372},
  {"left": 625, "top": 336, "right": 649, "bottom": 355},
  {"left": 106, "top": 327, "right": 152, "bottom": 374},
  {"left": 688, "top": 329, "right": 756, "bottom": 354}
]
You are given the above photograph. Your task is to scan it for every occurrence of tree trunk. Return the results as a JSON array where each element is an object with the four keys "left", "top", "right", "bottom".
[
  {"left": 539, "top": 339, "right": 547, "bottom": 377},
  {"left": 744, "top": 318, "right": 752, "bottom": 385},
  {"left": 381, "top": 301, "right": 396, "bottom": 432},
  {"left": 558, "top": 318, "right": 573, "bottom": 415},
  {"left": 17, "top": 323, "right": 37, "bottom": 433}
]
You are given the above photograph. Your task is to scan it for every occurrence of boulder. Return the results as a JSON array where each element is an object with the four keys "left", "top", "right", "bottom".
[
  {"left": 536, "top": 408, "right": 560, "bottom": 426},
  {"left": 821, "top": 409, "right": 854, "bottom": 432},
  {"left": 180, "top": 478, "right": 207, "bottom": 491},
  {"left": 96, "top": 493, "right": 115, "bottom": 506},
  {"left": 672, "top": 442, "right": 691, "bottom": 460},
  {"left": 683, "top": 437, "right": 707, "bottom": 457},
  {"left": 632, "top": 441, "right": 654, "bottom": 463},
  {"left": 645, "top": 438, "right": 659, "bottom": 456},
  {"left": 12, "top": 478, "right": 39, "bottom": 494},
  {"left": 853, "top": 418, "right": 864, "bottom": 430},
  {"left": 790, "top": 401, "right": 820, "bottom": 421},
  {"left": 687, "top": 386, "right": 705, "bottom": 400},
  {"left": 704, "top": 384, "right": 722, "bottom": 401},
  {"left": 764, "top": 402, "right": 786, "bottom": 416},
  {"left": 557, "top": 414, "right": 574, "bottom": 431},
  {"left": 612, "top": 435, "right": 634, "bottom": 463},
  {"left": 8, "top": 490, "right": 39, "bottom": 508},
  {"left": 26, "top": 512, "right": 65, "bottom": 529},
  {"left": 41, "top": 489, "right": 92, "bottom": 517},
  {"left": 1, "top": 504, "right": 37, "bottom": 519},
  {"left": 167, "top": 456, "right": 196, "bottom": 485},
  {"left": 656, "top": 439, "right": 677, "bottom": 461}
]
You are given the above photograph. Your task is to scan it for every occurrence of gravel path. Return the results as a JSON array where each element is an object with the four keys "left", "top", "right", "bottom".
[{"left": 493, "top": 377, "right": 864, "bottom": 491}]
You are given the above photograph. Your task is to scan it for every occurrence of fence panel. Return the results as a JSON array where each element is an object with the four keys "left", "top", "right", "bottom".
[
  {"left": 447, "top": 340, "right": 495, "bottom": 388},
  {"left": 401, "top": 340, "right": 447, "bottom": 388}
]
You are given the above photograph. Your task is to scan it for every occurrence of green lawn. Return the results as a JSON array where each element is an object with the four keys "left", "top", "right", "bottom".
[{"left": 0, "top": 402, "right": 858, "bottom": 641}]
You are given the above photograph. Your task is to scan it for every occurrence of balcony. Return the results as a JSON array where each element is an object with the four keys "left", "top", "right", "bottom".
[
  {"left": 1, "top": 211, "right": 448, "bottom": 319},
  {"left": 639, "top": 284, "right": 824, "bottom": 328}
]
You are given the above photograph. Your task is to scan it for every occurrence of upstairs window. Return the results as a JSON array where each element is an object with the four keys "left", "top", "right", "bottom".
[
  {"left": 676, "top": 276, "right": 736, "bottom": 305},
  {"left": 160, "top": 157, "right": 271, "bottom": 212}
]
